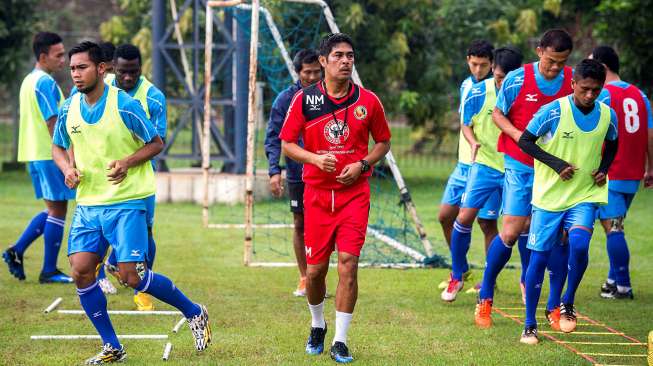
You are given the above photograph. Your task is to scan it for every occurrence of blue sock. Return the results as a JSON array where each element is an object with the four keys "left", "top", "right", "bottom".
[
  {"left": 450, "top": 221, "right": 472, "bottom": 281},
  {"left": 524, "top": 250, "right": 550, "bottom": 328},
  {"left": 546, "top": 241, "right": 569, "bottom": 311},
  {"left": 78, "top": 282, "right": 120, "bottom": 348},
  {"left": 42, "top": 216, "right": 65, "bottom": 273},
  {"left": 97, "top": 265, "right": 107, "bottom": 280},
  {"left": 517, "top": 233, "right": 530, "bottom": 284},
  {"left": 606, "top": 232, "right": 630, "bottom": 287},
  {"left": 146, "top": 231, "right": 156, "bottom": 270},
  {"left": 562, "top": 228, "right": 592, "bottom": 305},
  {"left": 107, "top": 250, "right": 117, "bottom": 267},
  {"left": 137, "top": 270, "right": 201, "bottom": 318},
  {"left": 12, "top": 211, "right": 48, "bottom": 255},
  {"left": 479, "top": 235, "right": 513, "bottom": 300},
  {"left": 135, "top": 233, "right": 158, "bottom": 295}
]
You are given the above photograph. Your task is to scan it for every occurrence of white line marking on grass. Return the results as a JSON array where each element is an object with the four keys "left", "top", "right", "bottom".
[
  {"left": 562, "top": 341, "right": 645, "bottom": 346},
  {"left": 57, "top": 310, "right": 182, "bottom": 315},
  {"left": 44, "top": 297, "right": 62, "bottom": 313},
  {"left": 31, "top": 335, "right": 168, "bottom": 340},
  {"left": 582, "top": 353, "right": 646, "bottom": 357}
]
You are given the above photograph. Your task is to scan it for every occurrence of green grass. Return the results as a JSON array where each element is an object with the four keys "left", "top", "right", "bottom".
[{"left": 1, "top": 169, "right": 651, "bottom": 365}]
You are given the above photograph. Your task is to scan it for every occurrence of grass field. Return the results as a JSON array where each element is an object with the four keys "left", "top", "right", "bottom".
[{"left": 0, "top": 168, "right": 651, "bottom": 365}]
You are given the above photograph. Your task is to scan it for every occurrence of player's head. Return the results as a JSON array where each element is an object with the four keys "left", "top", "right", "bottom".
[
  {"left": 99, "top": 41, "right": 116, "bottom": 73},
  {"left": 318, "top": 33, "right": 354, "bottom": 82},
  {"left": 571, "top": 59, "right": 606, "bottom": 108},
  {"left": 33, "top": 32, "right": 65, "bottom": 73},
  {"left": 492, "top": 46, "right": 523, "bottom": 89},
  {"left": 466, "top": 40, "right": 494, "bottom": 81},
  {"left": 590, "top": 45, "right": 619, "bottom": 74},
  {"left": 536, "top": 29, "right": 573, "bottom": 80},
  {"left": 69, "top": 41, "right": 106, "bottom": 94},
  {"left": 114, "top": 44, "right": 142, "bottom": 91},
  {"left": 293, "top": 49, "right": 321, "bottom": 87}
]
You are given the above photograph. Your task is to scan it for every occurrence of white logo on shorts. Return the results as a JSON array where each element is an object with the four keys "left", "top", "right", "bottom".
[
  {"left": 487, "top": 210, "right": 496, "bottom": 216},
  {"left": 305, "top": 246, "right": 312, "bottom": 258},
  {"left": 528, "top": 234, "right": 536, "bottom": 245},
  {"left": 291, "top": 200, "right": 298, "bottom": 207},
  {"left": 131, "top": 250, "right": 141, "bottom": 257}
]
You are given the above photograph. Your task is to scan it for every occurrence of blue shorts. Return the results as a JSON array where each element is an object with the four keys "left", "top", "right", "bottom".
[
  {"left": 597, "top": 189, "right": 635, "bottom": 220},
  {"left": 144, "top": 195, "right": 156, "bottom": 227},
  {"left": 502, "top": 168, "right": 534, "bottom": 217},
  {"left": 68, "top": 205, "right": 148, "bottom": 263},
  {"left": 528, "top": 203, "right": 598, "bottom": 252},
  {"left": 441, "top": 162, "right": 500, "bottom": 220},
  {"left": 461, "top": 163, "right": 503, "bottom": 218},
  {"left": 28, "top": 160, "right": 76, "bottom": 201}
]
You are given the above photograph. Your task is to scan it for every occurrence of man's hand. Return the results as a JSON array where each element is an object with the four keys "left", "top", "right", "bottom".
[
  {"left": 312, "top": 153, "right": 337, "bottom": 173},
  {"left": 470, "top": 142, "right": 481, "bottom": 163},
  {"left": 64, "top": 167, "right": 82, "bottom": 189},
  {"left": 269, "top": 174, "right": 283, "bottom": 197},
  {"left": 336, "top": 162, "right": 363, "bottom": 186},
  {"left": 107, "top": 160, "right": 129, "bottom": 185},
  {"left": 644, "top": 170, "right": 653, "bottom": 188},
  {"left": 591, "top": 170, "right": 607, "bottom": 187},
  {"left": 559, "top": 165, "right": 576, "bottom": 181}
]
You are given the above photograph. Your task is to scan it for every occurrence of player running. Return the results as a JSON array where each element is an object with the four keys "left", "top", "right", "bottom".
[
  {"left": 590, "top": 46, "right": 653, "bottom": 300},
  {"left": 474, "top": 30, "right": 574, "bottom": 313},
  {"left": 52, "top": 41, "right": 210, "bottom": 363},
  {"left": 443, "top": 47, "right": 523, "bottom": 303},
  {"left": 438, "top": 40, "right": 501, "bottom": 293},
  {"left": 280, "top": 33, "right": 391, "bottom": 363},
  {"left": 3, "top": 32, "right": 75, "bottom": 284},
  {"left": 518, "top": 59, "right": 618, "bottom": 344},
  {"left": 264, "top": 49, "right": 321, "bottom": 297}
]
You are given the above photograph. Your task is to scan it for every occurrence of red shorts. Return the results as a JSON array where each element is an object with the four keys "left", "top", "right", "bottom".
[{"left": 303, "top": 180, "right": 370, "bottom": 264}]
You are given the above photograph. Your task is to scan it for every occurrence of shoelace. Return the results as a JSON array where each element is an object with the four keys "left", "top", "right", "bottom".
[
  {"left": 478, "top": 301, "right": 491, "bottom": 316},
  {"left": 447, "top": 279, "right": 460, "bottom": 292},
  {"left": 309, "top": 328, "right": 324, "bottom": 346},
  {"left": 333, "top": 342, "right": 349, "bottom": 356}
]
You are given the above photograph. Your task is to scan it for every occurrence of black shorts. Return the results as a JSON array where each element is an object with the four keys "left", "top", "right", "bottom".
[{"left": 288, "top": 182, "right": 304, "bottom": 214}]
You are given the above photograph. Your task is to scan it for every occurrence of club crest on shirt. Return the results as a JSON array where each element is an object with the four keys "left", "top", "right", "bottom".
[
  {"left": 353, "top": 105, "right": 367, "bottom": 120},
  {"left": 324, "top": 119, "right": 350, "bottom": 144}
]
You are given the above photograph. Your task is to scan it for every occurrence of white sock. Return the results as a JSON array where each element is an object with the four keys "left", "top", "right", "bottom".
[
  {"left": 617, "top": 285, "right": 631, "bottom": 293},
  {"left": 308, "top": 301, "right": 325, "bottom": 329},
  {"left": 333, "top": 311, "right": 353, "bottom": 345}
]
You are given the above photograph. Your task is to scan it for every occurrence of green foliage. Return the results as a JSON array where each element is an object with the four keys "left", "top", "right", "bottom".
[
  {"left": 0, "top": 0, "right": 41, "bottom": 87},
  {"left": 595, "top": 0, "right": 653, "bottom": 95}
]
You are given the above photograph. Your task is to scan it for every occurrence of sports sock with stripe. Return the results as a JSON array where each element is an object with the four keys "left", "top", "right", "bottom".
[
  {"left": 524, "top": 249, "right": 550, "bottom": 327},
  {"left": 78, "top": 282, "right": 121, "bottom": 349},
  {"left": 479, "top": 234, "right": 512, "bottom": 300},
  {"left": 546, "top": 240, "right": 569, "bottom": 311},
  {"left": 450, "top": 221, "right": 472, "bottom": 281},
  {"left": 42, "top": 215, "right": 65, "bottom": 274},
  {"left": 136, "top": 270, "right": 201, "bottom": 318},
  {"left": 11, "top": 211, "right": 47, "bottom": 255},
  {"left": 562, "top": 228, "right": 592, "bottom": 305}
]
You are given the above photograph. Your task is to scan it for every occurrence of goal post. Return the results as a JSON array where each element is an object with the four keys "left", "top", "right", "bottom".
[{"left": 202, "top": 0, "right": 445, "bottom": 268}]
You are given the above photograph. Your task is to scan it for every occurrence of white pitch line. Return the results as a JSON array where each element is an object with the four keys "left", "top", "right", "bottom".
[
  {"left": 44, "top": 297, "right": 63, "bottom": 313},
  {"left": 582, "top": 352, "right": 646, "bottom": 357},
  {"left": 172, "top": 317, "right": 186, "bottom": 333},
  {"left": 31, "top": 335, "right": 168, "bottom": 340},
  {"left": 57, "top": 310, "right": 182, "bottom": 315},
  {"left": 162, "top": 342, "right": 172, "bottom": 361}
]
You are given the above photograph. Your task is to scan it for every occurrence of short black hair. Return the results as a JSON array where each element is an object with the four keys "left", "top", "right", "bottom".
[
  {"left": 99, "top": 42, "right": 116, "bottom": 63},
  {"left": 68, "top": 41, "right": 104, "bottom": 65},
  {"left": 591, "top": 45, "right": 619, "bottom": 74},
  {"left": 467, "top": 40, "right": 494, "bottom": 61},
  {"left": 32, "top": 32, "right": 63, "bottom": 61},
  {"left": 493, "top": 46, "right": 523, "bottom": 74},
  {"left": 114, "top": 44, "right": 142, "bottom": 65},
  {"left": 573, "top": 59, "right": 606, "bottom": 84},
  {"left": 539, "top": 29, "right": 573, "bottom": 52},
  {"left": 319, "top": 33, "right": 354, "bottom": 57},
  {"left": 293, "top": 49, "right": 319, "bottom": 72}
]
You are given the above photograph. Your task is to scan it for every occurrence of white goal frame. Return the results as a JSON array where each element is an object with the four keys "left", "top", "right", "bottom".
[{"left": 202, "top": 0, "right": 434, "bottom": 266}]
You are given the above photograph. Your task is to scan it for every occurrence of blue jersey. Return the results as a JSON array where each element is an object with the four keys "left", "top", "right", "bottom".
[
  {"left": 53, "top": 85, "right": 157, "bottom": 210},
  {"left": 33, "top": 69, "right": 63, "bottom": 121},
  {"left": 264, "top": 80, "right": 303, "bottom": 183},
  {"left": 526, "top": 95, "right": 618, "bottom": 141},
  {"left": 496, "top": 62, "right": 569, "bottom": 115},
  {"left": 598, "top": 80, "right": 653, "bottom": 193},
  {"left": 462, "top": 80, "right": 490, "bottom": 126},
  {"left": 459, "top": 75, "right": 480, "bottom": 115}
]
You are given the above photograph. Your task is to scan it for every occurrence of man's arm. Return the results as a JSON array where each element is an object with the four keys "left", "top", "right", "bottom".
[
  {"left": 518, "top": 131, "right": 575, "bottom": 180},
  {"left": 462, "top": 125, "right": 480, "bottom": 162},
  {"left": 493, "top": 107, "right": 522, "bottom": 142},
  {"left": 46, "top": 116, "right": 57, "bottom": 137},
  {"left": 281, "top": 141, "right": 337, "bottom": 173},
  {"left": 107, "top": 136, "right": 164, "bottom": 184},
  {"left": 264, "top": 94, "right": 289, "bottom": 197}
]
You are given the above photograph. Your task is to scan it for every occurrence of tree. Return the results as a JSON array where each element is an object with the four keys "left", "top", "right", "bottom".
[{"left": 0, "top": 0, "right": 41, "bottom": 88}]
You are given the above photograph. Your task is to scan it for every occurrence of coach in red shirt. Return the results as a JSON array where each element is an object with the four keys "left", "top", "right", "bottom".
[{"left": 280, "top": 33, "right": 391, "bottom": 363}]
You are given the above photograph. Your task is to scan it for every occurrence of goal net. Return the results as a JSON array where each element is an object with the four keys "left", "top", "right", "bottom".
[{"left": 203, "top": 0, "right": 448, "bottom": 268}]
